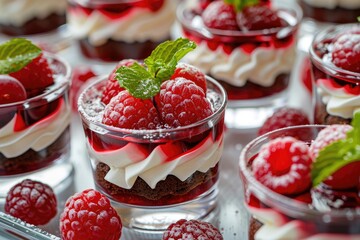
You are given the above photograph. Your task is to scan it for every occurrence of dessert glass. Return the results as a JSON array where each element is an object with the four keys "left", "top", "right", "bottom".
[
  {"left": 67, "top": 0, "right": 177, "bottom": 62},
  {"left": 0, "top": 53, "right": 73, "bottom": 200},
  {"left": 177, "top": 0, "right": 302, "bottom": 129},
  {"left": 239, "top": 125, "right": 360, "bottom": 239},
  {"left": 309, "top": 23, "right": 360, "bottom": 125},
  {"left": 78, "top": 75, "right": 226, "bottom": 232}
]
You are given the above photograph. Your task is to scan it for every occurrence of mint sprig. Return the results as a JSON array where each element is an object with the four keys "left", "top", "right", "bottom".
[
  {"left": 0, "top": 38, "right": 41, "bottom": 74},
  {"left": 116, "top": 38, "right": 196, "bottom": 99},
  {"left": 224, "top": 0, "right": 259, "bottom": 12},
  {"left": 311, "top": 112, "right": 360, "bottom": 186}
]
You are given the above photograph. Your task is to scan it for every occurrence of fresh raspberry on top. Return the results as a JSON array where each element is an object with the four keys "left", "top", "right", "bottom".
[
  {"left": 101, "top": 59, "right": 137, "bottom": 104},
  {"left": 202, "top": 1, "right": 239, "bottom": 31},
  {"left": 171, "top": 62, "right": 207, "bottom": 93},
  {"left": 155, "top": 77, "right": 213, "bottom": 128},
  {"left": 237, "top": 5, "right": 286, "bottom": 31},
  {"left": 5, "top": 179, "right": 57, "bottom": 225},
  {"left": 331, "top": 33, "right": 360, "bottom": 73},
  {"left": 258, "top": 107, "right": 310, "bottom": 136},
  {"left": 252, "top": 137, "right": 312, "bottom": 195},
  {"left": 310, "top": 124, "right": 359, "bottom": 190},
  {"left": 9, "top": 53, "right": 54, "bottom": 93},
  {"left": 102, "top": 90, "right": 160, "bottom": 129},
  {"left": 0, "top": 75, "right": 27, "bottom": 104},
  {"left": 162, "top": 219, "right": 223, "bottom": 240},
  {"left": 60, "top": 189, "right": 122, "bottom": 240}
]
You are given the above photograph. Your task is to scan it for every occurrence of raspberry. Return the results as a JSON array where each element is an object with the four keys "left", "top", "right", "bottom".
[
  {"left": 155, "top": 77, "right": 213, "bottom": 128},
  {"left": 5, "top": 179, "right": 57, "bottom": 225},
  {"left": 310, "top": 124, "right": 360, "bottom": 189},
  {"left": 202, "top": 1, "right": 239, "bottom": 31},
  {"left": 71, "top": 66, "right": 97, "bottom": 111},
  {"left": 171, "top": 62, "right": 207, "bottom": 93},
  {"left": 0, "top": 75, "right": 27, "bottom": 104},
  {"left": 101, "top": 59, "right": 137, "bottom": 104},
  {"left": 237, "top": 5, "right": 286, "bottom": 31},
  {"left": 258, "top": 107, "right": 310, "bottom": 136},
  {"left": 331, "top": 33, "right": 360, "bottom": 73},
  {"left": 10, "top": 53, "right": 54, "bottom": 93},
  {"left": 252, "top": 137, "right": 312, "bottom": 195},
  {"left": 102, "top": 90, "right": 160, "bottom": 129},
  {"left": 162, "top": 219, "right": 223, "bottom": 240},
  {"left": 60, "top": 189, "right": 122, "bottom": 240}
]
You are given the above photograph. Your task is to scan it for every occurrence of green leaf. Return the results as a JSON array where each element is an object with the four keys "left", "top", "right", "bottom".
[
  {"left": 0, "top": 38, "right": 41, "bottom": 74},
  {"left": 311, "top": 111, "right": 360, "bottom": 186},
  {"left": 224, "top": 0, "right": 259, "bottom": 12}
]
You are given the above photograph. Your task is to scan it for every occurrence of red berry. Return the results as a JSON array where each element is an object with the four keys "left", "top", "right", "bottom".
[
  {"left": 162, "top": 219, "right": 223, "bottom": 240},
  {"left": 258, "top": 107, "right": 310, "bottom": 136},
  {"left": 102, "top": 90, "right": 160, "bottom": 129},
  {"left": 310, "top": 124, "right": 360, "bottom": 190},
  {"left": 237, "top": 5, "right": 286, "bottom": 31},
  {"left": 252, "top": 137, "right": 312, "bottom": 195},
  {"left": 171, "top": 62, "right": 207, "bottom": 93},
  {"left": 155, "top": 77, "right": 213, "bottom": 128},
  {"left": 199, "top": 0, "right": 215, "bottom": 10},
  {"left": 5, "top": 179, "right": 57, "bottom": 225},
  {"left": 60, "top": 189, "right": 122, "bottom": 240},
  {"left": 0, "top": 75, "right": 27, "bottom": 104},
  {"left": 10, "top": 53, "right": 54, "bottom": 92},
  {"left": 202, "top": 1, "right": 239, "bottom": 31},
  {"left": 331, "top": 33, "right": 360, "bottom": 73},
  {"left": 101, "top": 59, "right": 137, "bottom": 104},
  {"left": 71, "top": 66, "right": 97, "bottom": 111}
]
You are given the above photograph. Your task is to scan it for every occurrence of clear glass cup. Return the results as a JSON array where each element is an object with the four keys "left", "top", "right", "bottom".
[
  {"left": 0, "top": 53, "right": 74, "bottom": 200},
  {"left": 309, "top": 23, "right": 360, "bottom": 125},
  {"left": 177, "top": 0, "right": 302, "bottom": 130},
  {"left": 67, "top": 0, "right": 177, "bottom": 62},
  {"left": 239, "top": 125, "right": 360, "bottom": 239},
  {"left": 78, "top": 75, "right": 226, "bottom": 232}
]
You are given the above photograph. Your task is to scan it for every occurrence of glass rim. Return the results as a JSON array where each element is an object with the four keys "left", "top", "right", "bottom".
[
  {"left": 69, "top": 0, "right": 142, "bottom": 5},
  {"left": 0, "top": 52, "right": 71, "bottom": 108},
  {"left": 176, "top": 0, "right": 303, "bottom": 38},
  {"left": 77, "top": 74, "right": 227, "bottom": 136},
  {"left": 309, "top": 23, "right": 360, "bottom": 81},
  {"left": 239, "top": 124, "right": 360, "bottom": 220}
]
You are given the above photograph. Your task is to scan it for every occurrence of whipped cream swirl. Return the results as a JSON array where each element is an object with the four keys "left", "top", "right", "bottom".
[
  {"left": 89, "top": 131, "right": 223, "bottom": 189},
  {"left": 0, "top": 0, "right": 67, "bottom": 26},
  {"left": 302, "top": 0, "right": 360, "bottom": 9},
  {"left": 0, "top": 99, "right": 71, "bottom": 158},
  {"left": 68, "top": 0, "right": 176, "bottom": 46}
]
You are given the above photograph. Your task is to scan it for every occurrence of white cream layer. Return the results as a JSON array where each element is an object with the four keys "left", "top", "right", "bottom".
[
  {"left": 184, "top": 41, "right": 296, "bottom": 87},
  {"left": 67, "top": 0, "right": 176, "bottom": 46},
  {"left": 0, "top": 99, "right": 71, "bottom": 158},
  {"left": 0, "top": 0, "right": 67, "bottom": 26},
  {"left": 317, "top": 79, "right": 360, "bottom": 119},
  {"left": 303, "top": 0, "right": 360, "bottom": 9},
  {"left": 89, "top": 131, "right": 223, "bottom": 189}
]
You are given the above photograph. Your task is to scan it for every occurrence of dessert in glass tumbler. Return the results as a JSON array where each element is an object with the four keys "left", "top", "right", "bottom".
[
  {"left": 0, "top": 38, "right": 72, "bottom": 197},
  {"left": 0, "top": 0, "right": 67, "bottom": 36},
  {"left": 310, "top": 23, "right": 360, "bottom": 125},
  {"left": 67, "top": 0, "right": 177, "bottom": 62},
  {"left": 78, "top": 38, "right": 227, "bottom": 231},
  {"left": 240, "top": 113, "right": 360, "bottom": 239},
  {"left": 177, "top": 0, "right": 302, "bottom": 129}
]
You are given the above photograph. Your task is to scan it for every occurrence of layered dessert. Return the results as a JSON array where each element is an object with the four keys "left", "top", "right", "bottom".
[
  {"left": 177, "top": 0, "right": 301, "bottom": 101},
  {"left": 299, "top": 0, "right": 360, "bottom": 23},
  {"left": 78, "top": 38, "right": 226, "bottom": 206},
  {"left": 0, "top": 0, "right": 67, "bottom": 36},
  {"left": 67, "top": 0, "right": 176, "bottom": 62},
  {"left": 310, "top": 24, "right": 360, "bottom": 125},
  {"left": 0, "top": 39, "right": 71, "bottom": 176},
  {"left": 240, "top": 121, "right": 360, "bottom": 239}
]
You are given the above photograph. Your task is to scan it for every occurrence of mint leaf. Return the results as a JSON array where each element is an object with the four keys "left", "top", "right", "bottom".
[
  {"left": 224, "top": 0, "right": 259, "bottom": 11},
  {"left": 145, "top": 38, "right": 196, "bottom": 81},
  {"left": 311, "top": 112, "right": 360, "bottom": 186},
  {"left": 0, "top": 38, "right": 41, "bottom": 74}
]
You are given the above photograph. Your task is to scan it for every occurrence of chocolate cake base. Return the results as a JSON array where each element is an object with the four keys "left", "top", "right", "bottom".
[
  {"left": 0, "top": 13, "right": 66, "bottom": 36},
  {"left": 314, "top": 101, "right": 351, "bottom": 125},
  {"left": 249, "top": 217, "right": 263, "bottom": 240},
  {"left": 95, "top": 162, "right": 219, "bottom": 205},
  {"left": 0, "top": 127, "right": 70, "bottom": 175}
]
